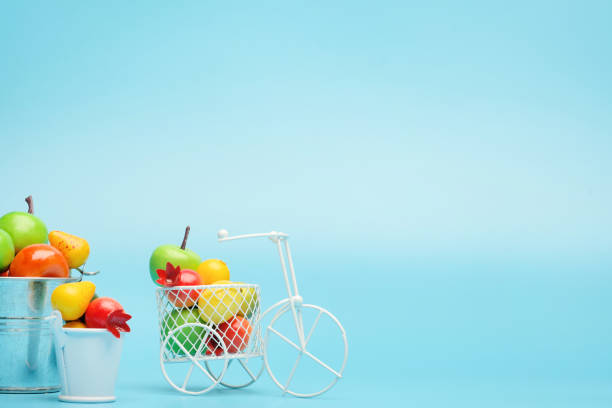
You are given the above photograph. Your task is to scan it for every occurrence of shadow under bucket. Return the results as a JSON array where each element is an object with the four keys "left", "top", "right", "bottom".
[
  {"left": 0, "top": 276, "right": 79, "bottom": 393},
  {"left": 52, "top": 311, "right": 124, "bottom": 403}
]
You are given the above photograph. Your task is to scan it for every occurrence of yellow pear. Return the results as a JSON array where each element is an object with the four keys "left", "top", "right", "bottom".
[
  {"left": 51, "top": 281, "right": 96, "bottom": 321},
  {"left": 48, "top": 231, "right": 90, "bottom": 269},
  {"left": 198, "top": 282, "right": 240, "bottom": 325}
]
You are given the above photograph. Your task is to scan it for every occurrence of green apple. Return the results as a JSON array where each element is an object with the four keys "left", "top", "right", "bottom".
[
  {"left": 149, "top": 226, "right": 201, "bottom": 284},
  {"left": 162, "top": 308, "right": 207, "bottom": 356},
  {"left": 0, "top": 229, "right": 15, "bottom": 271},
  {"left": 0, "top": 197, "right": 48, "bottom": 253}
]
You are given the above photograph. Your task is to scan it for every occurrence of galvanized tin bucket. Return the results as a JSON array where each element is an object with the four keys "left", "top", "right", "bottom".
[{"left": 0, "top": 276, "right": 79, "bottom": 393}]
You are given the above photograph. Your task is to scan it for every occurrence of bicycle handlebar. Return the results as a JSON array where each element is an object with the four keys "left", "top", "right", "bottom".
[{"left": 217, "top": 229, "right": 289, "bottom": 243}]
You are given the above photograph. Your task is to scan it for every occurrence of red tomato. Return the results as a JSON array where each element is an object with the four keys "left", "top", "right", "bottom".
[
  {"left": 9, "top": 244, "right": 69, "bottom": 277},
  {"left": 156, "top": 262, "right": 202, "bottom": 307},
  {"left": 85, "top": 297, "right": 131, "bottom": 338},
  {"left": 206, "top": 316, "right": 252, "bottom": 355}
]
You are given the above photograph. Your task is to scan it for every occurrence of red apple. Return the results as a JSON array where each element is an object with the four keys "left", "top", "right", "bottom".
[
  {"left": 85, "top": 297, "right": 131, "bottom": 338},
  {"left": 156, "top": 262, "right": 202, "bottom": 307},
  {"left": 206, "top": 316, "right": 252, "bottom": 355}
]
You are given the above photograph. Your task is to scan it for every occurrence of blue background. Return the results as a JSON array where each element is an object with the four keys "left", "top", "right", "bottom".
[{"left": 1, "top": 0, "right": 612, "bottom": 406}]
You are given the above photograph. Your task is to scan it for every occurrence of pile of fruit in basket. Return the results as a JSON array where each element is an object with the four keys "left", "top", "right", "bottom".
[
  {"left": 51, "top": 281, "right": 132, "bottom": 338},
  {"left": 150, "top": 226, "right": 259, "bottom": 356}
]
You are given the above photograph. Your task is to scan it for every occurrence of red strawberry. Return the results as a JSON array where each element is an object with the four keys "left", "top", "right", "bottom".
[{"left": 85, "top": 297, "right": 132, "bottom": 338}]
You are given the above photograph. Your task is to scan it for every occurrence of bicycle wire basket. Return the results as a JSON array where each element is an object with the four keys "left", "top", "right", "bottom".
[{"left": 156, "top": 283, "right": 262, "bottom": 365}]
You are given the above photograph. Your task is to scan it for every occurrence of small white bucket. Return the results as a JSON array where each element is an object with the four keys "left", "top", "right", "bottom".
[{"left": 52, "top": 311, "right": 124, "bottom": 403}]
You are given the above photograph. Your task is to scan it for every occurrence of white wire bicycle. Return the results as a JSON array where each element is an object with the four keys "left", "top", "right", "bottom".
[{"left": 156, "top": 230, "right": 348, "bottom": 398}]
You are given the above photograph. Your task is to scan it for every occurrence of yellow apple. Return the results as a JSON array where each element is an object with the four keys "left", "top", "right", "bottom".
[
  {"left": 198, "top": 284, "right": 240, "bottom": 325},
  {"left": 234, "top": 282, "right": 258, "bottom": 318}
]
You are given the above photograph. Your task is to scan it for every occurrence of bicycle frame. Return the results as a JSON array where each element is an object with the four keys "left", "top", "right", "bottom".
[
  {"left": 217, "top": 230, "right": 307, "bottom": 349},
  {"left": 156, "top": 229, "right": 347, "bottom": 397}
]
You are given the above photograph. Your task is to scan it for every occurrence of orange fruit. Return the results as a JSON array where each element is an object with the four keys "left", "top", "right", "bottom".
[
  {"left": 196, "top": 259, "right": 230, "bottom": 285},
  {"left": 9, "top": 244, "right": 69, "bottom": 277}
]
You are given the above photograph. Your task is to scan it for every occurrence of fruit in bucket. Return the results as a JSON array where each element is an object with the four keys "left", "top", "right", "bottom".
[
  {"left": 156, "top": 262, "right": 202, "bottom": 307},
  {"left": 48, "top": 230, "right": 90, "bottom": 269},
  {"left": 162, "top": 309, "right": 207, "bottom": 356},
  {"left": 85, "top": 297, "right": 132, "bottom": 338},
  {"left": 0, "top": 196, "right": 48, "bottom": 253},
  {"left": 0, "top": 229, "right": 15, "bottom": 271},
  {"left": 51, "top": 281, "right": 96, "bottom": 320},
  {"left": 197, "top": 259, "right": 230, "bottom": 284},
  {"left": 149, "top": 226, "right": 201, "bottom": 284},
  {"left": 198, "top": 284, "right": 240, "bottom": 325},
  {"left": 206, "top": 316, "right": 252, "bottom": 355},
  {"left": 9, "top": 244, "right": 70, "bottom": 277},
  {"left": 64, "top": 321, "right": 87, "bottom": 328}
]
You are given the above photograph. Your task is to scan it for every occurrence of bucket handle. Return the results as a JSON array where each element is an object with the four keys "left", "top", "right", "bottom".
[{"left": 52, "top": 311, "right": 69, "bottom": 395}]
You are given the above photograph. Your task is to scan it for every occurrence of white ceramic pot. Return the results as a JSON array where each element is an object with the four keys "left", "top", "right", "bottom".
[{"left": 52, "top": 311, "right": 123, "bottom": 402}]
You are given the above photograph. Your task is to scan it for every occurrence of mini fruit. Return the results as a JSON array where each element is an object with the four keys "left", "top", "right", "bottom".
[
  {"left": 64, "top": 321, "right": 87, "bottom": 328},
  {"left": 235, "top": 282, "right": 258, "bottom": 318},
  {"left": 0, "top": 229, "right": 14, "bottom": 271},
  {"left": 48, "top": 231, "right": 90, "bottom": 269},
  {"left": 51, "top": 281, "right": 96, "bottom": 321},
  {"left": 9, "top": 244, "right": 70, "bottom": 278},
  {"left": 213, "top": 281, "right": 258, "bottom": 318},
  {"left": 149, "top": 226, "right": 201, "bottom": 284},
  {"left": 162, "top": 309, "right": 207, "bottom": 356},
  {"left": 0, "top": 196, "right": 48, "bottom": 253},
  {"left": 197, "top": 259, "right": 230, "bottom": 284},
  {"left": 85, "top": 297, "right": 132, "bottom": 338},
  {"left": 198, "top": 285, "right": 240, "bottom": 325},
  {"left": 206, "top": 316, "right": 253, "bottom": 356},
  {"left": 156, "top": 262, "right": 202, "bottom": 307}
]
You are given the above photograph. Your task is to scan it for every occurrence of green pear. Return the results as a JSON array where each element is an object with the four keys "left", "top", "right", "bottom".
[
  {"left": 0, "top": 196, "right": 48, "bottom": 253},
  {"left": 149, "top": 226, "right": 201, "bottom": 284},
  {"left": 0, "top": 229, "right": 14, "bottom": 271}
]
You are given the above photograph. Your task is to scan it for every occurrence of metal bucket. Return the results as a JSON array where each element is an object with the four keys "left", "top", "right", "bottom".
[{"left": 0, "top": 276, "right": 79, "bottom": 393}]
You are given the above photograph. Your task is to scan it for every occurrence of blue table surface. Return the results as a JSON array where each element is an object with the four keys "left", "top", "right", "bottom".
[
  {"left": 2, "top": 379, "right": 612, "bottom": 408},
  {"left": 2, "top": 256, "right": 612, "bottom": 408}
]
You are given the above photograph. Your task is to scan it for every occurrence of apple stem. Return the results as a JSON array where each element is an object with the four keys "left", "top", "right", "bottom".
[
  {"left": 25, "top": 195, "right": 34, "bottom": 214},
  {"left": 181, "top": 226, "right": 190, "bottom": 250}
]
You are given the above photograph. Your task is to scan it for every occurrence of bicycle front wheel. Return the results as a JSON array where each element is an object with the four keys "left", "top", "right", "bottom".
[{"left": 263, "top": 303, "right": 348, "bottom": 397}]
